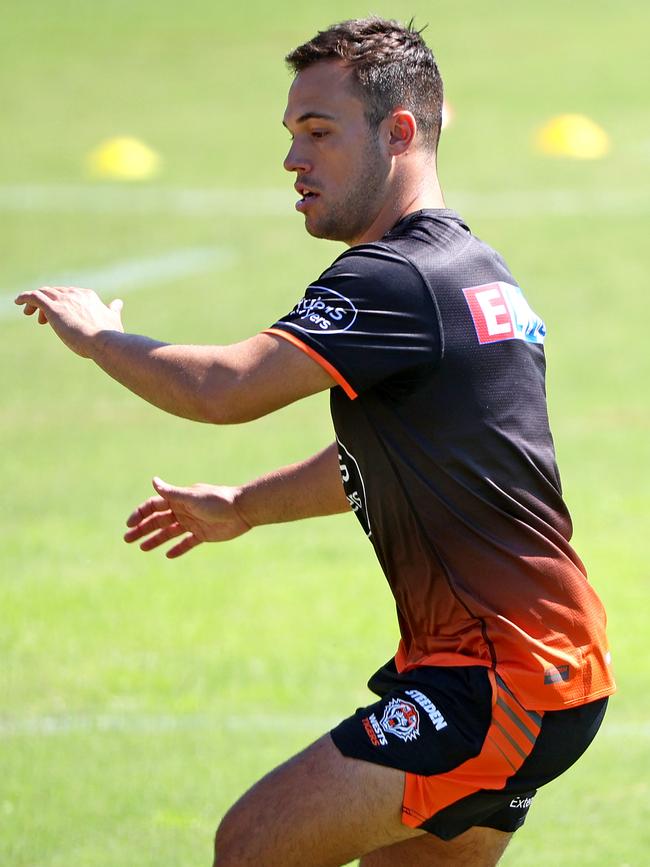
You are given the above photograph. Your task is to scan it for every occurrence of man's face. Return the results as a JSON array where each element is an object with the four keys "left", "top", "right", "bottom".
[{"left": 283, "top": 60, "right": 391, "bottom": 245}]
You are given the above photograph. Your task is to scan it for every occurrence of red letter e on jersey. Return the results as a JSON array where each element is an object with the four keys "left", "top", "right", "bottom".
[{"left": 463, "top": 282, "right": 515, "bottom": 344}]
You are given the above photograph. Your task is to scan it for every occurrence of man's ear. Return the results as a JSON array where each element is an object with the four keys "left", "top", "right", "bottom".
[{"left": 388, "top": 110, "right": 417, "bottom": 154}]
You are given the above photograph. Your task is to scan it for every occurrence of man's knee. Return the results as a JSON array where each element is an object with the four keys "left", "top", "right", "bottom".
[{"left": 212, "top": 804, "right": 245, "bottom": 867}]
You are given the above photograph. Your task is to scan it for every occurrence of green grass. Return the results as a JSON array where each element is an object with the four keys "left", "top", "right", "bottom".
[{"left": 1, "top": 1, "right": 649, "bottom": 865}]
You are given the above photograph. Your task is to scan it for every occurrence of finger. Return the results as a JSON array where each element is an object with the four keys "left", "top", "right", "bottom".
[
  {"left": 139, "top": 522, "right": 185, "bottom": 551},
  {"left": 15, "top": 292, "right": 34, "bottom": 308},
  {"left": 166, "top": 535, "right": 202, "bottom": 559},
  {"left": 15, "top": 291, "right": 41, "bottom": 308},
  {"left": 38, "top": 309, "right": 49, "bottom": 325},
  {"left": 151, "top": 476, "right": 194, "bottom": 504},
  {"left": 36, "top": 286, "right": 59, "bottom": 299},
  {"left": 15, "top": 288, "right": 54, "bottom": 313},
  {"left": 125, "top": 495, "right": 170, "bottom": 527},
  {"left": 22, "top": 304, "right": 37, "bottom": 316},
  {"left": 124, "top": 509, "right": 176, "bottom": 542},
  {"left": 109, "top": 298, "right": 124, "bottom": 314},
  {"left": 152, "top": 476, "right": 181, "bottom": 496}
]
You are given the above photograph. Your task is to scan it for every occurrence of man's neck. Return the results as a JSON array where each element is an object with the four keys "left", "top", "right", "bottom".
[{"left": 347, "top": 170, "right": 446, "bottom": 247}]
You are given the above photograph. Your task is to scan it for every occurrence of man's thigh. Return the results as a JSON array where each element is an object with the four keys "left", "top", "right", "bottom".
[
  {"left": 359, "top": 827, "right": 513, "bottom": 867},
  {"left": 213, "top": 733, "right": 424, "bottom": 867}
]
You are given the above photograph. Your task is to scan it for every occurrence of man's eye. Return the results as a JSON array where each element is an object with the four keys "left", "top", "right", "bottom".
[{"left": 311, "top": 130, "right": 329, "bottom": 139}]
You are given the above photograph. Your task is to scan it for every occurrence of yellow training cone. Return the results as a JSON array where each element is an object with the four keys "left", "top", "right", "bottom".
[
  {"left": 86, "top": 136, "right": 162, "bottom": 180},
  {"left": 534, "top": 114, "right": 610, "bottom": 159}
]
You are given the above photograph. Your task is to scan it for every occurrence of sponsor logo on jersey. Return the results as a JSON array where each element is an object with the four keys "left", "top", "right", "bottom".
[
  {"left": 289, "top": 285, "right": 358, "bottom": 333},
  {"left": 380, "top": 698, "right": 420, "bottom": 742},
  {"left": 337, "top": 438, "right": 371, "bottom": 537},
  {"left": 509, "top": 795, "right": 535, "bottom": 810},
  {"left": 462, "top": 281, "right": 546, "bottom": 345},
  {"left": 405, "top": 689, "right": 448, "bottom": 731},
  {"left": 362, "top": 713, "right": 388, "bottom": 747}
]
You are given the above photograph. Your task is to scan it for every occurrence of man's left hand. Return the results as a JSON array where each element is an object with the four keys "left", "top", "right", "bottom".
[{"left": 14, "top": 285, "right": 124, "bottom": 357}]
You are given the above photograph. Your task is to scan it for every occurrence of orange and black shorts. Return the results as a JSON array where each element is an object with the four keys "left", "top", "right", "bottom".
[{"left": 330, "top": 660, "right": 607, "bottom": 839}]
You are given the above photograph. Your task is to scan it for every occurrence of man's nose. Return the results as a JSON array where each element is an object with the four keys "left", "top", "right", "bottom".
[{"left": 283, "top": 141, "right": 311, "bottom": 174}]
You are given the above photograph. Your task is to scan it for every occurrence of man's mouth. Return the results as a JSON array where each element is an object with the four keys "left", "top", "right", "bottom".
[{"left": 295, "top": 183, "right": 320, "bottom": 212}]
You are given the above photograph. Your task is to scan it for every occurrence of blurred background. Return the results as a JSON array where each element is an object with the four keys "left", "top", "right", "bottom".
[{"left": 1, "top": 1, "right": 649, "bottom": 864}]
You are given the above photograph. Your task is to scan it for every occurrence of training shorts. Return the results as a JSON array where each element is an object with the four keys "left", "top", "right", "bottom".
[{"left": 330, "top": 660, "right": 607, "bottom": 840}]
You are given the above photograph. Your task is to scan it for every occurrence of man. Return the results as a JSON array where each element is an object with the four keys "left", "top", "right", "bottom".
[{"left": 16, "top": 18, "right": 615, "bottom": 867}]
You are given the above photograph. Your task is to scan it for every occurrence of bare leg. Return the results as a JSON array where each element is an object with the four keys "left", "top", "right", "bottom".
[
  {"left": 360, "top": 827, "right": 513, "bottom": 866},
  {"left": 213, "top": 734, "right": 424, "bottom": 866}
]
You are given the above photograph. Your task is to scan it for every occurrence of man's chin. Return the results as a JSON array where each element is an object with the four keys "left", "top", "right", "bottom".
[
  {"left": 303, "top": 217, "right": 323, "bottom": 239},
  {"left": 303, "top": 215, "right": 354, "bottom": 244}
]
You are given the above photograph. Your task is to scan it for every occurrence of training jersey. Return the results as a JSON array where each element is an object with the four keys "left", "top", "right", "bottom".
[{"left": 265, "top": 209, "right": 615, "bottom": 711}]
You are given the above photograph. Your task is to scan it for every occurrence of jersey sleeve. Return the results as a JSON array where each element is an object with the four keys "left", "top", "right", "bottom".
[{"left": 264, "top": 245, "right": 442, "bottom": 398}]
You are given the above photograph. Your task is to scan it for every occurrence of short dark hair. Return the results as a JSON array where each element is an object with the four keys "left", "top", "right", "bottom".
[{"left": 286, "top": 17, "right": 443, "bottom": 152}]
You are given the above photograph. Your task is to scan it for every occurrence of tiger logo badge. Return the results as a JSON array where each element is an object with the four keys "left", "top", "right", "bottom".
[{"left": 380, "top": 698, "right": 420, "bottom": 742}]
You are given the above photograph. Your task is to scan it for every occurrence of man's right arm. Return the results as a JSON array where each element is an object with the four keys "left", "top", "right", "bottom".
[{"left": 124, "top": 442, "right": 350, "bottom": 558}]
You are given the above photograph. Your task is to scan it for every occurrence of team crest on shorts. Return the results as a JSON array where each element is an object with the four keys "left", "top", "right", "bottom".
[{"left": 380, "top": 698, "right": 420, "bottom": 742}]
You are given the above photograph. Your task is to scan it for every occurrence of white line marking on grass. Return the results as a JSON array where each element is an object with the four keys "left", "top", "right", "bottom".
[
  {"left": 0, "top": 713, "right": 336, "bottom": 737},
  {"left": 453, "top": 188, "right": 650, "bottom": 217},
  {"left": 600, "top": 722, "right": 650, "bottom": 737},
  {"left": 1, "top": 246, "right": 233, "bottom": 320},
  {"left": 1, "top": 184, "right": 649, "bottom": 218},
  {"left": 0, "top": 184, "right": 293, "bottom": 217},
  {"left": 0, "top": 713, "right": 647, "bottom": 738}
]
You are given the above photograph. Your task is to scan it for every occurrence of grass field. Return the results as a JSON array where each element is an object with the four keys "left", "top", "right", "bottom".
[{"left": 1, "top": 1, "right": 649, "bottom": 865}]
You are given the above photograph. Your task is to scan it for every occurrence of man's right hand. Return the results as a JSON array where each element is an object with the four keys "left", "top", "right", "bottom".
[
  {"left": 124, "top": 477, "right": 251, "bottom": 558},
  {"left": 15, "top": 285, "right": 125, "bottom": 358}
]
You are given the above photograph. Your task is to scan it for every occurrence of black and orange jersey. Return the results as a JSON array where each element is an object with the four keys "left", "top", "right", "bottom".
[{"left": 265, "top": 209, "right": 615, "bottom": 711}]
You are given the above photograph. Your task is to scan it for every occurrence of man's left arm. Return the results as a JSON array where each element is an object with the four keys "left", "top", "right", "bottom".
[{"left": 14, "top": 285, "right": 335, "bottom": 422}]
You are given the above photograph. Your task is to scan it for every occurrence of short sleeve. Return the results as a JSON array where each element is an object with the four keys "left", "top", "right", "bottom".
[{"left": 264, "top": 245, "right": 441, "bottom": 398}]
